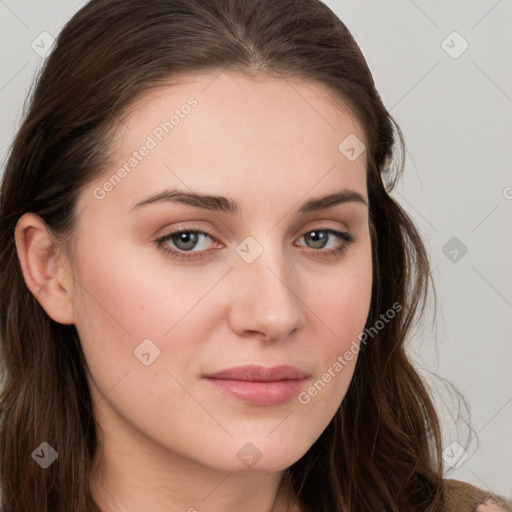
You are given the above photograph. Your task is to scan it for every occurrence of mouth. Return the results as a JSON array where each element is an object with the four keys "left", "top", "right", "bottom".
[{"left": 202, "top": 364, "right": 310, "bottom": 406}]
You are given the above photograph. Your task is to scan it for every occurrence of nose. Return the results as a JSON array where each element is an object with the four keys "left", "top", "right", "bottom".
[{"left": 227, "top": 243, "right": 306, "bottom": 341}]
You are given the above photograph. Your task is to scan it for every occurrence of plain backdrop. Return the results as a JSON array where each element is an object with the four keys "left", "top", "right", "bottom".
[{"left": 1, "top": 0, "right": 511, "bottom": 500}]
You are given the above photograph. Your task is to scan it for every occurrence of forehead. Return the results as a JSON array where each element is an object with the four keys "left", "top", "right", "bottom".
[{"left": 85, "top": 71, "right": 368, "bottom": 215}]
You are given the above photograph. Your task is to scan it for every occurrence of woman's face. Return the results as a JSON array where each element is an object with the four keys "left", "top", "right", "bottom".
[{"left": 69, "top": 71, "right": 372, "bottom": 474}]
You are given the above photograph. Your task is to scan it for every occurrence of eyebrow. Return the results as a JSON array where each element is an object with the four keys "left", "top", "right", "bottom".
[{"left": 129, "top": 188, "right": 368, "bottom": 215}]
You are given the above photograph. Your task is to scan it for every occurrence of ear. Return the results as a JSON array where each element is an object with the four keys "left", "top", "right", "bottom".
[{"left": 14, "top": 213, "right": 75, "bottom": 325}]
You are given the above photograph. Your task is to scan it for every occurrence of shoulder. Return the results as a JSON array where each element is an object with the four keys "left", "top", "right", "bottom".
[{"left": 444, "top": 479, "right": 512, "bottom": 512}]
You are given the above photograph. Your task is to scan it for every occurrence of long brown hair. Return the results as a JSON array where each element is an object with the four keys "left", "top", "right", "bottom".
[{"left": 0, "top": 0, "right": 445, "bottom": 510}]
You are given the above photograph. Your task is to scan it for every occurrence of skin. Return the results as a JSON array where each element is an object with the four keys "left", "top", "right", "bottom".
[{"left": 15, "top": 71, "right": 373, "bottom": 512}]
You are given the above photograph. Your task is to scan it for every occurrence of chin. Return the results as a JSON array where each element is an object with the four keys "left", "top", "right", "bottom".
[{"left": 208, "top": 439, "right": 310, "bottom": 475}]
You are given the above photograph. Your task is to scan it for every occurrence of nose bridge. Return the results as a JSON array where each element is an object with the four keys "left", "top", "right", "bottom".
[{"left": 230, "top": 232, "right": 305, "bottom": 338}]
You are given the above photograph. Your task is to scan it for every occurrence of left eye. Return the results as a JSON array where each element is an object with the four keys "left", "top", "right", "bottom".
[
  {"left": 299, "top": 229, "right": 350, "bottom": 250},
  {"left": 155, "top": 227, "right": 354, "bottom": 260},
  {"left": 164, "top": 230, "right": 213, "bottom": 252}
]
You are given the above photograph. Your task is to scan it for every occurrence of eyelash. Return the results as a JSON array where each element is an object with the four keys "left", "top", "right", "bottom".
[{"left": 155, "top": 225, "right": 356, "bottom": 261}]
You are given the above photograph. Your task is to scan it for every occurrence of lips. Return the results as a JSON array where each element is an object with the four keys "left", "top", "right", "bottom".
[
  {"left": 203, "top": 364, "right": 309, "bottom": 381},
  {"left": 202, "top": 364, "right": 310, "bottom": 406}
]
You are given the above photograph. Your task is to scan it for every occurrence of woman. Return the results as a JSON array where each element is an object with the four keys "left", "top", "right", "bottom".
[{"left": 0, "top": 0, "right": 510, "bottom": 511}]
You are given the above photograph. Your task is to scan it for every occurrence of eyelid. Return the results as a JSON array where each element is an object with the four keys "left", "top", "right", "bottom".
[{"left": 155, "top": 224, "right": 219, "bottom": 244}]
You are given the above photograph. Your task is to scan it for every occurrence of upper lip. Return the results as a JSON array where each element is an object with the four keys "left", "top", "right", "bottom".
[{"left": 203, "top": 364, "right": 309, "bottom": 382}]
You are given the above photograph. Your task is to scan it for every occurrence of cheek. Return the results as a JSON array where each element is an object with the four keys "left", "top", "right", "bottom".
[
  {"left": 72, "top": 234, "right": 209, "bottom": 337},
  {"left": 70, "top": 239, "right": 223, "bottom": 392},
  {"left": 298, "top": 252, "right": 372, "bottom": 402},
  {"left": 331, "top": 267, "right": 372, "bottom": 342},
  {"left": 310, "top": 251, "right": 373, "bottom": 348}
]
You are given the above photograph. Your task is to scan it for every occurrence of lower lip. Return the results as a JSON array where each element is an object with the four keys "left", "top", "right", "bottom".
[{"left": 204, "top": 378, "right": 308, "bottom": 406}]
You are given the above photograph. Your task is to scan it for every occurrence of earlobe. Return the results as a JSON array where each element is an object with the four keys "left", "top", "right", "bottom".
[{"left": 14, "top": 212, "right": 75, "bottom": 325}]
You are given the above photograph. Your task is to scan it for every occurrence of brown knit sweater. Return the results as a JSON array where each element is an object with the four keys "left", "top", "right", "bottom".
[{"left": 444, "top": 479, "right": 512, "bottom": 512}]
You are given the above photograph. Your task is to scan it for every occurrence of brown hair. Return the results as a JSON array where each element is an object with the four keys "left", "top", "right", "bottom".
[{"left": 0, "top": 0, "right": 445, "bottom": 510}]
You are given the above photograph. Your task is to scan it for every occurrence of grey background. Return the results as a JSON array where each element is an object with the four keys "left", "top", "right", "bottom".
[{"left": 1, "top": 0, "right": 511, "bottom": 499}]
